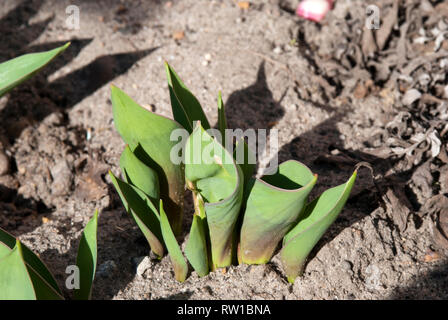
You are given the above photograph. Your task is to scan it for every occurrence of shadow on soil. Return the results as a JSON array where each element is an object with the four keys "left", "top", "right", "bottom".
[
  {"left": 0, "top": 0, "right": 158, "bottom": 241},
  {"left": 388, "top": 261, "right": 448, "bottom": 299},
  {"left": 221, "top": 57, "right": 421, "bottom": 282}
]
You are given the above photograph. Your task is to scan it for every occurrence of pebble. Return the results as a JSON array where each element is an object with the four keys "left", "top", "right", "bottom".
[
  {"left": 96, "top": 260, "right": 118, "bottom": 278},
  {"left": 418, "top": 73, "right": 431, "bottom": 87},
  {"left": 149, "top": 250, "right": 160, "bottom": 261},
  {"left": 202, "top": 53, "right": 212, "bottom": 66},
  {"left": 0, "top": 150, "right": 10, "bottom": 176},
  {"left": 273, "top": 46, "right": 282, "bottom": 55},
  {"left": 134, "top": 256, "right": 152, "bottom": 277},
  {"left": 402, "top": 89, "right": 422, "bottom": 106},
  {"left": 341, "top": 260, "right": 353, "bottom": 272}
]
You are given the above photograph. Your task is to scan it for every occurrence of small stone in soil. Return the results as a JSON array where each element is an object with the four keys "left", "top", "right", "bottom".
[
  {"left": 341, "top": 260, "right": 353, "bottom": 272},
  {"left": 402, "top": 89, "right": 422, "bottom": 106},
  {"left": 133, "top": 256, "right": 152, "bottom": 277},
  {"left": 149, "top": 250, "right": 160, "bottom": 260},
  {"left": 273, "top": 46, "right": 282, "bottom": 54}
]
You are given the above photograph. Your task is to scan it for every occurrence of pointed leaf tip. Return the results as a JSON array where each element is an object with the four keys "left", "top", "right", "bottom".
[
  {"left": 0, "top": 228, "right": 63, "bottom": 299},
  {"left": 0, "top": 42, "right": 71, "bottom": 97},
  {"left": 280, "top": 170, "right": 357, "bottom": 282},
  {"left": 0, "top": 240, "right": 36, "bottom": 300},
  {"left": 74, "top": 210, "right": 99, "bottom": 300},
  {"left": 165, "top": 63, "right": 210, "bottom": 132},
  {"left": 111, "top": 87, "right": 185, "bottom": 235}
]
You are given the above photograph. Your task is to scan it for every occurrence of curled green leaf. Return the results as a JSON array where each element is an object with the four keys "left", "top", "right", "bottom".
[
  {"left": 281, "top": 170, "right": 357, "bottom": 283},
  {"left": 239, "top": 161, "right": 317, "bottom": 265},
  {"left": 185, "top": 124, "right": 244, "bottom": 269}
]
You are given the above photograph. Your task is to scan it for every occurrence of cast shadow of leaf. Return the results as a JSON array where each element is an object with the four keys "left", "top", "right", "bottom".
[
  {"left": 221, "top": 60, "right": 418, "bottom": 276},
  {"left": 0, "top": 0, "right": 158, "bottom": 244},
  {"left": 270, "top": 111, "right": 417, "bottom": 274},
  {"left": 387, "top": 260, "right": 448, "bottom": 299},
  {"left": 1, "top": 46, "right": 158, "bottom": 143}
]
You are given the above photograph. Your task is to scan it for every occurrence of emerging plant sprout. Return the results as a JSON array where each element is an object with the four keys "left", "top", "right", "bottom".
[
  {"left": 0, "top": 211, "right": 98, "bottom": 300},
  {"left": 110, "top": 63, "right": 357, "bottom": 283}
]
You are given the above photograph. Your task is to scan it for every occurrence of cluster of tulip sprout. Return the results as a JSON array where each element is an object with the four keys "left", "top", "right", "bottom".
[{"left": 0, "top": 41, "right": 357, "bottom": 299}]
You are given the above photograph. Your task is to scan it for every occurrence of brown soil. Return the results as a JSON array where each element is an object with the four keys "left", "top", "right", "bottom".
[{"left": 1, "top": 0, "right": 447, "bottom": 300}]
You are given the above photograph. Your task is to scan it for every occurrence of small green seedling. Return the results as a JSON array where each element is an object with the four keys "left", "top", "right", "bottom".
[
  {"left": 0, "top": 42, "right": 70, "bottom": 97},
  {"left": 110, "top": 63, "right": 357, "bottom": 283},
  {"left": 0, "top": 211, "right": 99, "bottom": 300}
]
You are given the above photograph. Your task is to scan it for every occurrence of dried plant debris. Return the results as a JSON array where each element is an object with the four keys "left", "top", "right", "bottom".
[
  {"left": 383, "top": 186, "right": 412, "bottom": 232},
  {"left": 435, "top": 205, "right": 448, "bottom": 249},
  {"left": 381, "top": 110, "right": 445, "bottom": 170},
  {"left": 297, "top": 0, "right": 448, "bottom": 238},
  {"left": 422, "top": 195, "right": 448, "bottom": 250},
  {"left": 300, "top": 0, "right": 448, "bottom": 101}
]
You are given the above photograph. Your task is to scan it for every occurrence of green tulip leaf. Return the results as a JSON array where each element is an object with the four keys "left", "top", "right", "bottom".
[
  {"left": 0, "top": 228, "right": 61, "bottom": 296},
  {"left": 165, "top": 62, "right": 210, "bottom": 132},
  {"left": 120, "top": 144, "right": 160, "bottom": 203},
  {"left": 111, "top": 85, "right": 185, "bottom": 235},
  {"left": 0, "top": 42, "right": 70, "bottom": 97},
  {"left": 74, "top": 210, "right": 99, "bottom": 300},
  {"left": 185, "top": 182, "right": 209, "bottom": 276},
  {"left": 0, "top": 241, "right": 36, "bottom": 300},
  {"left": 109, "top": 171, "right": 164, "bottom": 257},
  {"left": 185, "top": 214, "right": 209, "bottom": 277},
  {"left": 281, "top": 170, "right": 357, "bottom": 283},
  {"left": 0, "top": 240, "right": 63, "bottom": 300},
  {"left": 239, "top": 160, "right": 317, "bottom": 265},
  {"left": 217, "top": 91, "right": 227, "bottom": 146},
  {"left": 108, "top": 63, "right": 361, "bottom": 283},
  {"left": 26, "top": 264, "right": 64, "bottom": 300},
  {"left": 159, "top": 200, "right": 188, "bottom": 282},
  {"left": 233, "top": 138, "right": 256, "bottom": 194},
  {"left": 185, "top": 124, "right": 244, "bottom": 268}
]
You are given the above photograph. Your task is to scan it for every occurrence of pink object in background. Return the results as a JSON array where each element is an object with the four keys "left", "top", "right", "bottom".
[{"left": 296, "top": 0, "right": 334, "bottom": 22}]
